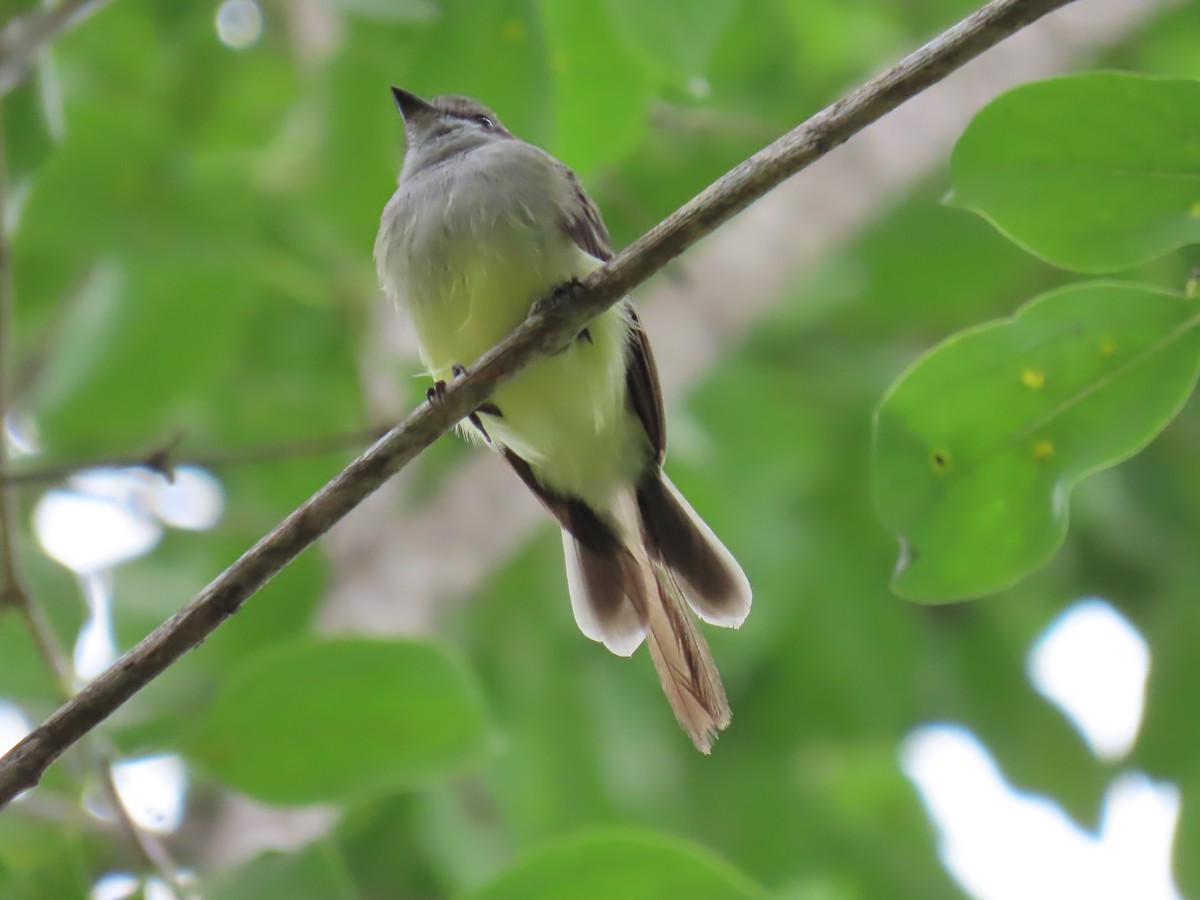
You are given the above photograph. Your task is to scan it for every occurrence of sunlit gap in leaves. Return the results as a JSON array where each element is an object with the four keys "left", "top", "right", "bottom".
[
  {"left": 900, "top": 600, "right": 1179, "bottom": 899},
  {"left": 4, "top": 414, "right": 38, "bottom": 457},
  {"left": 29, "top": 465, "right": 225, "bottom": 835},
  {"left": 0, "top": 703, "right": 32, "bottom": 804},
  {"left": 1028, "top": 599, "right": 1150, "bottom": 760},
  {"left": 92, "top": 871, "right": 183, "bottom": 900},
  {"left": 0, "top": 700, "right": 32, "bottom": 756},
  {"left": 215, "top": 0, "right": 264, "bottom": 50},
  {"left": 84, "top": 754, "right": 188, "bottom": 834}
]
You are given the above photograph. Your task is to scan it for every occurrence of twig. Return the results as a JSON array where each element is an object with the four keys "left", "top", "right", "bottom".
[
  {"left": 2, "top": 425, "right": 390, "bottom": 487},
  {"left": 0, "top": 103, "right": 26, "bottom": 608},
  {"left": 0, "top": 0, "right": 1079, "bottom": 805},
  {"left": 0, "top": 111, "right": 192, "bottom": 893},
  {"left": 0, "top": 0, "right": 114, "bottom": 98},
  {"left": 15, "top": 593, "right": 195, "bottom": 897},
  {"left": 96, "top": 762, "right": 195, "bottom": 899},
  {"left": 16, "top": 591, "right": 195, "bottom": 897}
]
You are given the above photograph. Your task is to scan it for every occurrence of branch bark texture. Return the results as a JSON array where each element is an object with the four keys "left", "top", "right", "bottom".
[{"left": 0, "top": 0, "right": 1077, "bottom": 806}]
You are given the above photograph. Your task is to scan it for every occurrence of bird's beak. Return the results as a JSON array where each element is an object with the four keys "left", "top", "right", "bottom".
[{"left": 391, "top": 86, "right": 435, "bottom": 121}]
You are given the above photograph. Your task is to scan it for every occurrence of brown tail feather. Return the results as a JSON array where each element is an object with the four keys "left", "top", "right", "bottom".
[
  {"left": 636, "top": 473, "right": 752, "bottom": 629},
  {"left": 550, "top": 477, "right": 737, "bottom": 752},
  {"left": 624, "top": 552, "right": 731, "bottom": 753}
]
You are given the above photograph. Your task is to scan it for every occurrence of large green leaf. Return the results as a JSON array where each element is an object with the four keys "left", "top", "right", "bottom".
[
  {"left": 465, "top": 831, "right": 768, "bottom": 900},
  {"left": 29, "top": 257, "right": 253, "bottom": 451},
  {"left": 401, "top": 0, "right": 552, "bottom": 143},
  {"left": 187, "top": 637, "right": 492, "bottom": 804},
  {"left": 538, "top": 0, "right": 650, "bottom": 174},
  {"left": 4, "top": 75, "right": 57, "bottom": 186},
  {"left": 951, "top": 72, "right": 1200, "bottom": 272},
  {"left": 873, "top": 282, "right": 1200, "bottom": 602},
  {"left": 602, "top": 0, "right": 737, "bottom": 82},
  {"left": 208, "top": 846, "right": 355, "bottom": 900},
  {"left": 0, "top": 817, "right": 99, "bottom": 900}
]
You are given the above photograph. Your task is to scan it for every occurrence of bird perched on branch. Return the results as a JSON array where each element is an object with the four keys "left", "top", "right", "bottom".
[{"left": 375, "top": 89, "right": 752, "bottom": 752}]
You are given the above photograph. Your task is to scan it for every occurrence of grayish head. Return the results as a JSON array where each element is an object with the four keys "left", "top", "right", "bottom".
[{"left": 391, "top": 88, "right": 514, "bottom": 176}]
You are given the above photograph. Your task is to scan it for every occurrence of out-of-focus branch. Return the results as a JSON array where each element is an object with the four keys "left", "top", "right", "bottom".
[
  {"left": 97, "top": 763, "right": 195, "bottom": 898},
  {"left": 0, "top": 103, "right": 27, "bottom": 608},
  {"left": 14, "top": 594, "right": 195, "bottom": 897},
  {"left": 15, "top": 588, "right": 195, "bottom": 898},
  {"left": 0, "top": 111, "right": 192, "bottom": 894},
  {"left": 0, "top": 0, "right": 113, "bottom": 98},
  {"left": 0, "top": 0, "right": 1079, "bottom": 806},
  {"left": 2, "top": 425, "right": 391, "bottom": 487}
]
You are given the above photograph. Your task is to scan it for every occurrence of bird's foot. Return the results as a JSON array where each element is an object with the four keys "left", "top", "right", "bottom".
[
  {"left": 428, "top": 364, "right": 500, "bottom": 443},
  {"left": 531, "top": 277, "right": 583, "bottom": 318},
  {"left": 553, "top": 277, "right": 583, "bottom": 300}
]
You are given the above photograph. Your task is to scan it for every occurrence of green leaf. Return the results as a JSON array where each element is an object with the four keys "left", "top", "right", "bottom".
[
  {"left": 602, "top": 0, "right": 737, "bottom": 81},
  {"left": 950, "top": 72, "right": 1200, "bottom": 272},
  {"left": 538, "top": 0, "right": 650, "bottom": 174},
  {"left": 872, "top": 282, "right": 1200, "bottom": 602},
  {"left": 322, "top": 0, "right": 438, "bottom": 23},
  {"left": 465, "top": 831, "right": 768, "bottom": 900},
  {"left": 29, "top": 257, "right": 253, "bottom": 452},
  {"left": 187, "top": 637, "right": 492, "bottom": 804},
  {"left": 0, "top": 818, "right": 99, "bottom": 900},
  {"left": 208, "top": 845, "right": 354, "bottom": 900},
  {"left": 400, "top": 0, "right": 552, "bottom": 143},
  {"left": 5, "top": 75, "right": 57, "bottom": 185}
]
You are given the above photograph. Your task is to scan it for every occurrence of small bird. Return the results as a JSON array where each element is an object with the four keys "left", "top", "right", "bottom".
[{"left": 375, "top": 89, "right": 752, "bottom": 752}]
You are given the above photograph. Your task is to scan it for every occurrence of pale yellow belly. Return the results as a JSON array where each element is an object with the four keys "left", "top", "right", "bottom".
[{"left": 410, "top": 250, "right": 647, "bottom": 509}]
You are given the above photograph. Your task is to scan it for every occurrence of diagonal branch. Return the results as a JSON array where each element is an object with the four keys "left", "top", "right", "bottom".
[
  {"left": 0, "top": 101, "right": 21, "bottom": 611},
  {"left": 0, "top": 106, "right": 192, "bottom": 892},
  {"left": 0, "top": 0, "right": 1078, "bottom": 806},
  {"left": 322, "top": 0, "right": 1157, "bottom": 639}
]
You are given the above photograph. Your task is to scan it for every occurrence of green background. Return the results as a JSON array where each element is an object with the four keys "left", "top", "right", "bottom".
[{"left": 1, "top": 0, "right": 1198, "bottom": 897}]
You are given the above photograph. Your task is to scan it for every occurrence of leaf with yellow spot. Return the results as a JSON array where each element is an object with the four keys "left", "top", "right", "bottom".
[
  {"left": 872, "top": 282, "right": 1200, "bottom": 602},
  {"left": 1021, "top": 368, "right": 1045, "bottom": 389}
]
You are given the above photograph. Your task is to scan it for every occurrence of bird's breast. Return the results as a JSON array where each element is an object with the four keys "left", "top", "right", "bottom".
[
  {"left": 375, "top": 142, "right": 646, "bottom": 507},
  {"left": 378, "top": 144, "right": 583, "bottom": 373}
]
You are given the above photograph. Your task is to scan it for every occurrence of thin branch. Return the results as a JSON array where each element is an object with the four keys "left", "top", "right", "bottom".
[
  {"left": 0, "top": 0, "right": 1079, "bottom": 805},
  {"left": 2, "top": 425, "right": 391, "bottom": 488},
  {"left": 16, "top": 591, "right": 195, "bottom": 897},
  {"left": 96, "top": 762, "right": 196, "bottom": 899},
  {"left": 0, "top": 99, "right": 26, "bottom": 608},
  {"left": 0, "top": 0, "right": 113, "bottom": 98},
  {"left": 0, "top": 111, "right": 192, "bottom": 892},
  {"left": 18, "top": 592, "right": 195, "bottom": 897}
]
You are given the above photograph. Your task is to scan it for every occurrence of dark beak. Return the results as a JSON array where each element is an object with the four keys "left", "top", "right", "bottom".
[{"left": 391, "top": 86, "right": 434, "bottom": 121}]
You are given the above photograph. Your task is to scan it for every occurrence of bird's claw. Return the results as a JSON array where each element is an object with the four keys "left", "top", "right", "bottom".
[
  {"left": 531, "top": 277, "right": 583, "bottom": 318},
  {"left": 426, "top": 363, "right": 471, "bottom": 404},
  {"left": 427, "top": 364, "right": 499, "bottom": 444}
]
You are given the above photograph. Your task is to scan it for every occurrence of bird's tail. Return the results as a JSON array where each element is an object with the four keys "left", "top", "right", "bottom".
[
  {"left": 638, "top": 555, "right": 731, "bottom": 752},
  {"left": 563, "top": 472, "right": 751, "bottom": 752}
]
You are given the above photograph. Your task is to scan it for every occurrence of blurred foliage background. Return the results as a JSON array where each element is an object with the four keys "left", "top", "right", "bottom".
[{"left": 0, "top": 0, "right": 1198, "bottom": 897}]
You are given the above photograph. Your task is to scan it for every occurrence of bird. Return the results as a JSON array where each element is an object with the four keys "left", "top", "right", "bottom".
[{"left": 374, "top": 88, "right": 752, "bottom": 752}]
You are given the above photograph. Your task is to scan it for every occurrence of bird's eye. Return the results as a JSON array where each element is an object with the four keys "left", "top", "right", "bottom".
[{"left": 476, "top": 115, "right": 494, "bottom": 129}]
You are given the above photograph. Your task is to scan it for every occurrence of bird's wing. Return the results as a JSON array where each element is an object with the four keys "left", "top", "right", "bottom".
[{"left": 558, "top": 164, "right": 666, "bottom": 464}]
